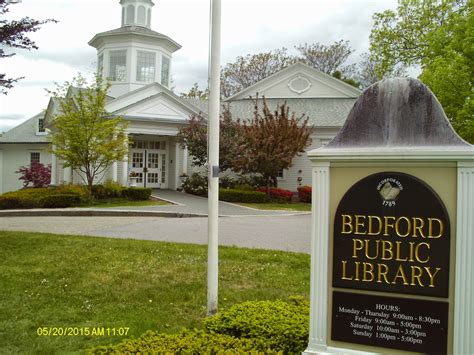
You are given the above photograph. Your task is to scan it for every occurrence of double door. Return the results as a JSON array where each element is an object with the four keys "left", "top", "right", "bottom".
[{"left": 130, "top": 149, "right": 167, "bottom": 188}]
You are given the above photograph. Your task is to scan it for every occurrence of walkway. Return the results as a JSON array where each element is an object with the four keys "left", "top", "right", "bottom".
[{"left": 109, "top": 189, "right": 303, "bottom": 217}]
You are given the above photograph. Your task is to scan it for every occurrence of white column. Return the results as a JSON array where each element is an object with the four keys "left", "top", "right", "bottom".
[
  {"left": 454, "top": 162, "right": 474, "bottom": 354},
  {"left": 305, "top": 162, "right": 330, "bottom": 353},
  {"left": 122, "top": 135, "right": 129, "bottom": 186},
  {"left": 112, "top": 161, "right": 118, "bottom": 182},
  {"left": 183, "top": 146, "right": 188, "bottom": 175},
  {"left": 50, "top": 148, "right": 57, "bottom": 186},
  {"left": 175, "top": 142, "right": 180, "bottom": 189},
  {"left": 63, "top": 167, "right": 71, "bottom": 184}
]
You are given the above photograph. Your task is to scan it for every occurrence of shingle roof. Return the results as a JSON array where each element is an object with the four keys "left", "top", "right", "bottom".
[
  {"left": 181, "top": 97, "right": 356, "bottom": 127},
  {"left": 0, "top": 112, "right": 50, "bottom": 143}
]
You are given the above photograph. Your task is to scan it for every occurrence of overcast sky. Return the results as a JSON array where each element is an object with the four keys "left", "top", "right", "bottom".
[{"left": 0, "top": 0, "right": 398, "bottom": 133}]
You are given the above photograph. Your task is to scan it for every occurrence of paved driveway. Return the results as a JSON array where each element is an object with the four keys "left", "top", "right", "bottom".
[
  {"left": 0, "top": 214, "right": 311, "bottom": 253},
  {"left": 123, "top": 189, "right": 301, "bottom": 216}
]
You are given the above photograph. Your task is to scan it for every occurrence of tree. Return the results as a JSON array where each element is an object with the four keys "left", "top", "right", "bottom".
[
  {"left": 233, "top": 97, "right": 312, "bottom": 196},
  {"left": 296, "top": 40, "right": 354, "bottom": 75},
  {"left": 355, "top": 52, "right": 407, "bottom": 89},
  {"left": 48, "top": 75, "right": 128, "bottom": 196},
  {"left": 16, "top": 162, "right": 51, "bottom": 188},
  {"left": 180, "top": 82, "right": 209, "bottom": 99},
  {"left": 220, "top": 48, "right": 296, "bottom": 98},
  {"left": 369, "top": 0, "right": 473, "bottom": 141},
  {"left": 0, "top": 0, "right": 56, "bottom": 94},
  {"left": 176, "top": 107, "right": 241, "bottom": 172}
]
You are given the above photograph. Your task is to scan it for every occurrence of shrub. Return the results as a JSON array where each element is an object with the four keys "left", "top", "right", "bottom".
[
  {"left": 38, "top": 194, "right": 81, "bottom": 208},
  {"left": 15, "top": 162, "right": 51, "bottom": 188},
  {"left": 219, "top": 175, "right": 237, "bottom": 189},
  {"left": 91, "top": 181, "right": 123, "bottom": 200},
  {"left": 219, "top": 189, "right": 266, "bottom": 203},
  {"left": 56, "top": 184, "right": 88, "bottom": 201},
  {"left": 233, "top": 184, "right": 255, "bottom": 191},
  {"left": 297, "top": 186, "right": 312, "bottom": 203},
  {"left": 0, "top": 195, "right": 38, "bottom": 210},
  {"left": 204, "top": 297, "right": 309, "bottom": 353},
  {"left": 123, "top": 187, "right": 151, "bottom": 201},
  {"left": 236, "top": 174, "right": 266, "bottom": 188},
  {"left": 257, "top": 187, "right": 293, "bottom": 202},
  {"left": 181, "top": 172, "right": 208, "bottom": 196},
  {"left": 88, "top": 329, "right": 270, "bottom": 354}
]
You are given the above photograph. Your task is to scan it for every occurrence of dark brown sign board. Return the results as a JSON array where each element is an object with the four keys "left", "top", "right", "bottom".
[
  {"left": 332, "top": 291, "right": 448, "bottom": 354},
  {"left": 333, "top": 172, "right": 450, "bottom": 297}
]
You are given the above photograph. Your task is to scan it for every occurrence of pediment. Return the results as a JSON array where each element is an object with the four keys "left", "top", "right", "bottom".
[
  {"left": 113, "top": 93, "right": 194, "bottom": 121},
  {"left": 226, "top": 62, "right": 361, "bottom": 101}
]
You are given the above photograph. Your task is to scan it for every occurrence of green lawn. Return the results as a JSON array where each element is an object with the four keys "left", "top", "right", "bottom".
[
  {"left": 0, "top": 231, "right": 309, "bottom": 353},
  {"left": 79, "top": 198, "right": 170, "bottom": 208},
  {"left": 237, "top": 202, "right": 311, "bottom": 212}
]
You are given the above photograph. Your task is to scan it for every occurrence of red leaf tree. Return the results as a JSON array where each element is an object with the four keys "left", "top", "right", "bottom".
[{"left": 16, "top": 163, "right": 51, "bottom": 188}]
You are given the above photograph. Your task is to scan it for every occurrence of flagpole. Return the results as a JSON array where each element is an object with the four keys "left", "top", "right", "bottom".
[{"left": 207, "top": 0, "right": 221, "bottom": 315}]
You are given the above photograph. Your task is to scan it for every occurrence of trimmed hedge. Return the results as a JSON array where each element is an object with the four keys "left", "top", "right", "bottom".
[
  {"left": 0, "top": 195, "right": 38, "bottom": 210},
  {"left": 219, "top": 189, "right": 266, "bottom": 203},
  {"left": 204, "top": 297, "right": 309, "bottom": 353},
  {"left": 89, "top": 297, "right": 308, "bottom": 354},
  {"left": 297, "top": 186, "right": 312, "bottom": 203},
  {"left": 91, "top": 181, "right": 124, "bottom": 199},
  {"left": 257, "top": 187, "right": 294, "bottom": 202},
  {"left": 38, "top": 194, "right": 81, "bottom": 208},
  {"left": 122, "top": 187, "right": 152, "bottom": 201},
  {"left": 88, "top": 329, "right": 271, "bottom": 354}
]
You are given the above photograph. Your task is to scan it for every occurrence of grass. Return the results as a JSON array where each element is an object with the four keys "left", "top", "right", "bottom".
[
  {"left": 0, "top": 231, "right": 309, "bottom": 353},
  {"left": 79, "top": 198, "right": 170, "bottom": 208},
  {"left": 237, "top": 202, "right": 311, "bottom": 212}
]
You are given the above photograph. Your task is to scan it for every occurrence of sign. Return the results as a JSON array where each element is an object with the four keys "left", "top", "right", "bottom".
[
  {"left": 332, "top": 291, "right": 448, "bottom": 354},
  {"left": 333, "top": 172, "right": 450, "bottom": 297}
]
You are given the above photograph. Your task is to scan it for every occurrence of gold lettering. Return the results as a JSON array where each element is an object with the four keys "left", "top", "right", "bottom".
[
  {"left": 392, "top": 264, "right": 409, "bottom": 285},
  {"left": 377, "top": 263, "right": 390, "bottom": 284},
  {"left": 364, "top": 239, "right": 379, "bottom": 260},
  {"left": 412, "top": 217, "right": 426, "bottom": 238},
  {"left": 341, "top": 215, "right": 353, "bottom": 234},
  {"left": 341, "top": 261, "right": 353, "bottom": 280},
  {"left": 424, "top": 267, "right": 441, "bottom": 287},
  {"left": 428, "top": 218, "right": 443, "bottom": 239},
  {"left": 352, "top": 239, "right": 364, "bottom": 258},
  {"left": 415, "top": 242, "right": 430, "bottom": 263},
  {"left": 410, "top": 266, "right": 424, "bottom": 287},
  {"left": 368, "top": 216, "right": 382, "bottom": 235},
  {"left": 408, "top": 241, "right": 416, "bottom": 262},
  {"left": 395, "top": 216, "right": 411, "bottom": 237},
  {"left": 383, "top": 216, "right": 396, "bottom": 236},
  {"left": 381, "top": 241, "right": 394, "bottom": 260},
  {"left": 362, "top": 262, "right": 374, "bottom": 282},
  {"left": 354, "top": 261, "right": 360, "bottom": 281},
  {"left": 354, "top": 215, "right": 367, "bottom": 235},
  {"left": 395, "top": 241, "right": 408, "bottom": 262}
]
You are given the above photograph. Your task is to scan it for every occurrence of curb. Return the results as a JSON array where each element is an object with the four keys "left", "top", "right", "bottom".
[{"left": 0, "top": 209, "right": 207, "bottom": 218}]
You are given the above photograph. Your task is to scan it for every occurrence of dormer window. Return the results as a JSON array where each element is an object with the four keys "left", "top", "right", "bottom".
[
  {"left": 36, "top": 116, "right": 46, "bottom": 135},
  {"left": 161, "top": 56, "right": 170, "bottom": 87},
  {"left": 109, "top": 50, "right": 127, "bottom": 82},
  {"left": 137, "top": 51, "right": 156, "bottom": 82}
]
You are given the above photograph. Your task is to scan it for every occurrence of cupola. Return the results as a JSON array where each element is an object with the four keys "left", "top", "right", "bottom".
[{"left": 120, "top": 0, "right": 154, "bottom": 28}]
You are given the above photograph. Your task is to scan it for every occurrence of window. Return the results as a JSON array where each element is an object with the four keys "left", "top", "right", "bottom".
[
  {"left": 109, "top": 50, "right": 127, "bottom": 82},
  {"left": 30, "top": 152, "right": 40, "bottom": 165},
  {"left": 97, "top": 53, "right": 104, "bottom": 74},
  {"left": 136, "top": 51, "right": 156, "bottom": 82},
  {"left": 126, "top": 5, "right": 135, "bottom": 24},
  {"left": 277, "top": 169, "right": 285, "bottom": 179},
  {"left": 137, "top": 5, "right": 146, "bottom": 25},
  {"left": 161, "top": 56, "right": 170, "bottom": 86},
  {"left": 161, "top": 154, "right": 166, "bottom": 183},
  {"left": 38, "top": 116, "right": 45, "bottom": 133}
]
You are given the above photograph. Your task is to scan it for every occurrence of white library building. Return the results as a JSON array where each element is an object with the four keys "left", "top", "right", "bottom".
[{"left": 0, "top": 0, "right": 361, "bottom": 194}]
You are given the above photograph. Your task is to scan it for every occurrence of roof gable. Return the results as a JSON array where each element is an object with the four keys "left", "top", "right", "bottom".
[
  {"left": 225, "top": 62, "right": 361, "bottom": 101},
  {"left": 0, "top": 113, "right": 49, "bottom": 143}
]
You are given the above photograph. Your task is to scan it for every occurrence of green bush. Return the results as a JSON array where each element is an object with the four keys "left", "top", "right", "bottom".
[
  {"left": 204, "top": 297, "right": 309, "bottom": 353},
  {"left": 123, "top": 187, "right": 152, "bottom": 201},
  {"left": 56, "top": 185, "right": 88, "bottom": 201},
  {"left": 219, "top": 189, "right": 266, "bottom": 203},
  {"left": 181, "top": 172, "right": 208, "bottom": 196},
  {"left": 219, "top": 175, "right": 237, "bottom": 189},
  {"left": 88, "top": 329, "right": 272, "bottom": 354},
  {"left": 233, "top": 184, "right": 256, "bottom": 191},
  {"left": 38, "top": 194, "right": 81, "bottom": 208},
  {"left": 0, "top": 195, "right": 38, "bottom": 210},
  {"left": 91, "top": 181, "right": 123, "bottom": 200}
]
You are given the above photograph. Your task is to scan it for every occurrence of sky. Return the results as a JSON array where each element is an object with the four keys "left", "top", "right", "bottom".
[{"left": 0, "top": 0, "right": 398, "bottom": 133}]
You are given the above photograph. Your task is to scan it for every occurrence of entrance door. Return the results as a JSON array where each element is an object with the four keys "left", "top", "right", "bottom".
[
  {"left": 130, "top": 148, "right": 165, "bottom": 188},
  {"left": 145, "top": 150, "right": 161, "bottom": 188}
]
